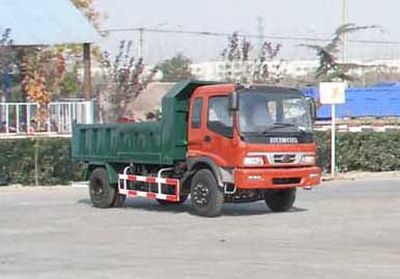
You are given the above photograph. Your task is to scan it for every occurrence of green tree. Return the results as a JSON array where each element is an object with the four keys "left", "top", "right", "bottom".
[
  {"left": 0, "top": 28, "right": 15, "bottom": 73},
  {"left": 300, "top": 23, "right": 378, "bottom": 83},
  {"left": 0, "top": 28, "right": 18, "bottom": 103},
  {"left": 158, "top": 54, "right": 193, "bottom": 82}
]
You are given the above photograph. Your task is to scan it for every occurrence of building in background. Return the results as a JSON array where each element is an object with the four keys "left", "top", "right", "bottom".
[{"left": 190, "top": 59, "right": 400, "bottom": 81}]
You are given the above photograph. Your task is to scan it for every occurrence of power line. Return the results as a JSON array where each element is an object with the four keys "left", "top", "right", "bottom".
[
  {"left": 100, "top": 27, "right": 330, "bottom": 42},
  {"left": 100, "top": 26, "right": 400, "bottom": 46}
]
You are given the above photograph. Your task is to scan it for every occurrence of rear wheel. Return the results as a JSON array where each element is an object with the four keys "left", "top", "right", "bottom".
[
  {"left": 265, "top": 188, "right": 296, "bottom": 212},
  {"left": 112, "top": 190, "right": 126, "bottom": 207},
  {"left": 190, "top": 169, "right": 224, "bottom": 217},
  {"left": 89, "top": 168, "right": 124, "bottom": 208}
]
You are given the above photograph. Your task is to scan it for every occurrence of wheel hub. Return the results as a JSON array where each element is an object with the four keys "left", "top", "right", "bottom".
[
  {"left": 92, "top": 179, "right": 105, "bottom": 199},
  {"left": 192, "top": 183, "right": 210, "bottom": 206}
]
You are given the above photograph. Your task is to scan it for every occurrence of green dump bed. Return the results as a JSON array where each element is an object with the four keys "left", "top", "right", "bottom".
[
  {"left": 72, "top": 122, "right": 164, "bottom": 164},
  {"left": 72, "top": 80, "right": 219, "bottom": 166}
]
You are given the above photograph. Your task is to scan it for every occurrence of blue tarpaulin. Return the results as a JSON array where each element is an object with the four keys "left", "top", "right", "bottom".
[{"left": 303, "top": 85, "right": 400, "bottom": 119}]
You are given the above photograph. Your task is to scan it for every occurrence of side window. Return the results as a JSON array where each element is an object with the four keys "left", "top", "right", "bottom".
[
  {"left": 191, "top": 97, "right": 203, "bottom": 128},
  {"left": 207, "top": 96, "right": 233, "bottom": 138}
]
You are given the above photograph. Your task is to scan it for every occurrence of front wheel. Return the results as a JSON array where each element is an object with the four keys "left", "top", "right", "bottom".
[
  {"left": 190, "top": 169, "right": 224, "bottom": 217},
  {"left": 265, "top": 188, "right": 296, "bottom": 212}
]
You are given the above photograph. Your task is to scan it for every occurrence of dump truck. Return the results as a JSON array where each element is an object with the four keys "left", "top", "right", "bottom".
[{"left": 72, "top": 80, "right": 321, "bottom": 217}]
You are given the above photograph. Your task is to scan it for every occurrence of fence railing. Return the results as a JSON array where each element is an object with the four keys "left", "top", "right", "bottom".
[{"left": 0, "top": 101, "right": 93, "bottom": 137}]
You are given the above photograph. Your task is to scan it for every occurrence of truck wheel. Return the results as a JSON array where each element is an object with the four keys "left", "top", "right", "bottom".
[
  {"left": 265, "top": 188, "right": 296, "bottom": 212},
  {"left": 156, "top": 193, "right": 188, "bottom": 205},
  {"left": 190, "top": 169, "right": 224, "bottom": 217},
  {"left": 112, "top": 191, "right": 126, "bottom": 207},
  {"left": 89, "top": 168, "right": 118, "bottom": 208}
]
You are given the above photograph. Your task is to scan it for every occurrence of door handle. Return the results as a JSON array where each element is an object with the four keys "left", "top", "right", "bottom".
[{"left": 204, "top": 135, "right": 212, "bottom": 143}]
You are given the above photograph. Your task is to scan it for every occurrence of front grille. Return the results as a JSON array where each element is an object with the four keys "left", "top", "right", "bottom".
[
  {"left": 273, "top": 154, "right": 297, "bottom": 164},
  {"left": 272, "top": 178, "right": 301, "bottom": 185}
]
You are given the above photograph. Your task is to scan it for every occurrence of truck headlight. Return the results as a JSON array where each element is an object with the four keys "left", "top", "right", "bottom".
[
  {"left": 244, "top": 156, "right": 264, "bottom": 166},
  {"left": 301, "top": 155, "right": 316, "bottom": 165}
]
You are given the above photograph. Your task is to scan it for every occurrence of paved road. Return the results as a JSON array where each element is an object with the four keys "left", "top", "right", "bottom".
[{"left": 0, "top": 179, "right": 399, "bottom": 279}]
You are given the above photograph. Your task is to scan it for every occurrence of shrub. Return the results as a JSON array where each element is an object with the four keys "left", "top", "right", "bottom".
[
  {"left": 315, "top": 131, "right": 400, "bottom": 172},
  {"left": 0, "top": 138, "right": 83, "bottom": 185},
  {"left": 0, "top": 132, "right": 399, "bottom": 186}
]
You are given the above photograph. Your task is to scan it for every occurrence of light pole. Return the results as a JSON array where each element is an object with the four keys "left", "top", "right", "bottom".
[
  {"left": 342, "top": 0, "right": 348, "bottom": 63},
  {"left": 331, "top": 0, "right": 348, "bottom": 178}
]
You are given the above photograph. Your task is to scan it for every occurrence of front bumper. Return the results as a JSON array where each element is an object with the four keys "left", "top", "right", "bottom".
[{"left": 234, "top": 166, "right": 321, "bottom": 189}]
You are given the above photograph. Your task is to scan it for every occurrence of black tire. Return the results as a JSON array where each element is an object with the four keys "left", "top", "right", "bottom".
[
  {"left": 89, "top": 168, "right": 120, "bottom": 208},
  {"left": 265, "top": 188, "right": 296, "bottom": 212},
  {"left": 190, "top": 169, "right": 224, "bottom": 217},
  {"left": 112, "top": 191, "right": 126, "bottom": 207},
  {"left": 156, "top": 193, "right": 189, "bottom": 205}
]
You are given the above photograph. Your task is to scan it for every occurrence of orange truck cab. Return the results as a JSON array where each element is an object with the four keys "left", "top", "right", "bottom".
[{"left": 185, "top": 84, "right": 321, "bottom": 216}]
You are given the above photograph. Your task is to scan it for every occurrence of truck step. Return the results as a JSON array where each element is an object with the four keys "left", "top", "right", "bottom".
[{"left": 118, "top": 173, "right": 180, "bottom": 202}]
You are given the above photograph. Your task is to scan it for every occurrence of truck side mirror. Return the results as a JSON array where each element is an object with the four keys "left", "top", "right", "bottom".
[
  {"left": 229, "top": 92, "right": 239, "bottom": 111},
  {"left": 305, "top": 97, "right": 317, "bottom": 122}
]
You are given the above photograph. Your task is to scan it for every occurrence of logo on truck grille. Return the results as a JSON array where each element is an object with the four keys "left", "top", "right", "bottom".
[
  {"left": 269, "top": 137, "right": 298, "bottom": 144},
  {"left": 273, "top": 154, "right": 297, "bottom": 164}
]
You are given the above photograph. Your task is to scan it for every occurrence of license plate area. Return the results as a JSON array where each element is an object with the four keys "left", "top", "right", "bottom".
[{"left": 272, "top": 177, "right": 301, "bottom": 185}]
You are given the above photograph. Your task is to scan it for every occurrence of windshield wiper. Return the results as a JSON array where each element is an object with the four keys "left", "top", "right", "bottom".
[
  {"left": 263, "top": 122, "right": 296, "bottom": 131},
  {"left": 262, "top": 123, "right": 306, "bottom": 134},
  {"left": 272, "top": 122, "right": 296, "bottom": 127}
]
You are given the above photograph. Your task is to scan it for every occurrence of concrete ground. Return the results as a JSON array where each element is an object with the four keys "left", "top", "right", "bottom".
[{"left": 0, "top": 178, "right": 399, "bottom": 279}]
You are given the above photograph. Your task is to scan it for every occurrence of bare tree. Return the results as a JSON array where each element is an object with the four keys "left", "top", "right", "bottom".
[
  {"left": 99, "top": 41, "right": 158, "bottom": 122},
  {"left": 252, "top": 42, "right": 283, "bottom": 84},
  {"left": 221, "top": 32, "right": 284, "bottom": 84}
]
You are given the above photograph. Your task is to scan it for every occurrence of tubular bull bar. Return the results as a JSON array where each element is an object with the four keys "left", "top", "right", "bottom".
[{"left": 118, "top": 167, "right": 180, "bottom": 202}]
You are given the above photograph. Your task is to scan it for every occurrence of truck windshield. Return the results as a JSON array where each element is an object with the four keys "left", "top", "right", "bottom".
[{"left": 238, "top": 91, "right": 312, "bottom": 134}]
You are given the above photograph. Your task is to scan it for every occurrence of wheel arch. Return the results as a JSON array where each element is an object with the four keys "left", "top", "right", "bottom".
[
  {"left": 185, "top": 157, "right": 234, "bottom": 188},
  {"left": 85, "top": 162, "right": 119, "bottom": 186}
]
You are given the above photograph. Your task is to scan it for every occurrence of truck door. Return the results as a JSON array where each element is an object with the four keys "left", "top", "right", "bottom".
[
  {"left": 202, "top": 94, "right": 236, "bottom": 167},
  {"left": 188, "top": 97, "right": 205, "bottom": 154}
]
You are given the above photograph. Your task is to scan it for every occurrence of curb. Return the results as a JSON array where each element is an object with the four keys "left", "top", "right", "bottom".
[
  {"left": 322, "top": 171, "right": 400, "bottom": 182},
  {"left": 71, "top": 182, "right": 88, "bottom": 188}
]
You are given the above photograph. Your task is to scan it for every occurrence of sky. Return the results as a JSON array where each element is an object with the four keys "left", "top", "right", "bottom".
[{"left": 94, "top": 0, "right": 400, "bottom": 63}]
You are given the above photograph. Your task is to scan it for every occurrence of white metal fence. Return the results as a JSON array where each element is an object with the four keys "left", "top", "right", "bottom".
[{"left": 0, "top": 101, "right": 93, "bottom": 137}]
